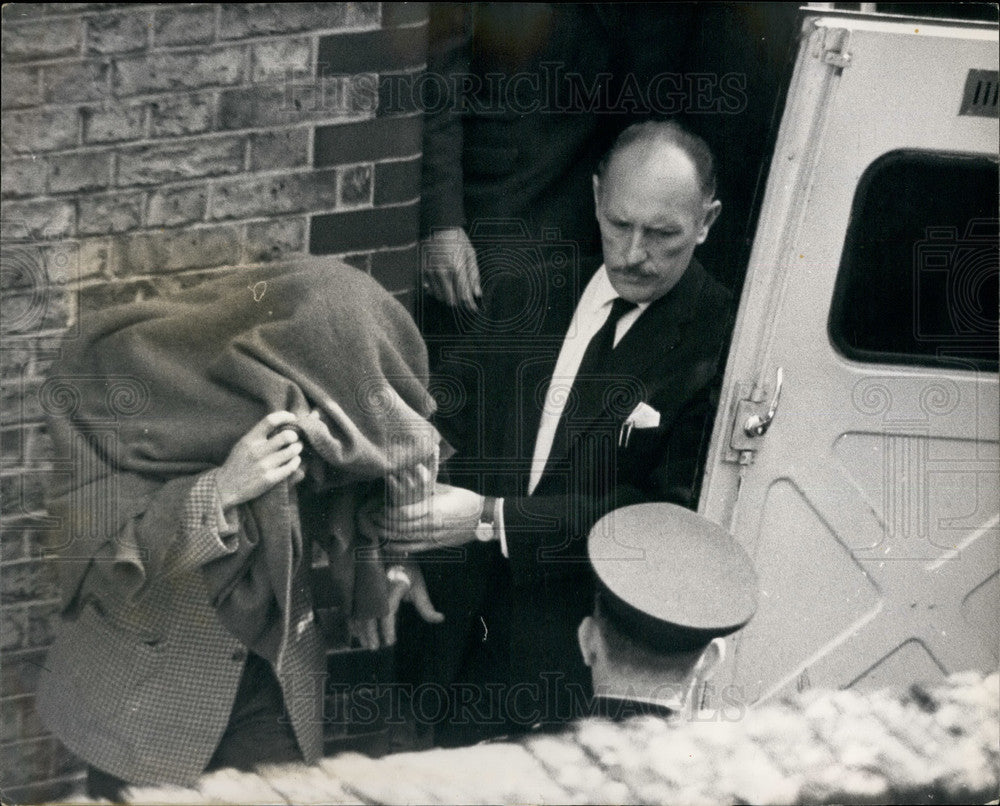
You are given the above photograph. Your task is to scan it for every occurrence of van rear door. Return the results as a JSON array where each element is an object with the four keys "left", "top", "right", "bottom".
[{"left": 699, "top": 12, "right": 998, "bottom": 702}]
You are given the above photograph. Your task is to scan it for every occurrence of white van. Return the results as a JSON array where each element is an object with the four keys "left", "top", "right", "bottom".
[{"left": 699, "top": 9, "right": 998, "bottom": 703}]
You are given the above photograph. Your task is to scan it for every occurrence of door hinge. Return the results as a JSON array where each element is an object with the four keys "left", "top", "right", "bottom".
[{"left": 816, "top": 27, "right": 852, "bottom": 70}]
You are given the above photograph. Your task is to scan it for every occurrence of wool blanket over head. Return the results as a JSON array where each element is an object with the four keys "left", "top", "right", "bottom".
[{"left": 43, "top": 256, "right": 443, "bottom": 669}]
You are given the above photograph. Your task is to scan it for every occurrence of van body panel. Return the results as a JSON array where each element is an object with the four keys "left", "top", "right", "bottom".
[{"left": 700, "top": 13, "right": 998, "bottom": 702}]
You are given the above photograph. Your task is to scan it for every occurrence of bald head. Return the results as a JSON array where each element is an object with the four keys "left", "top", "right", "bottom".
[{"left": 593, "top": 123, "right": 722, "bottom": 303}]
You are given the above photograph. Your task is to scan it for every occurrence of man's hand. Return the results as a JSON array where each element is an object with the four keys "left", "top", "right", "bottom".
[
  {"left": 347, "top": 563, "right": 444, "bottom": 649},
  {"left": 420, "top": 227, "right": 481, "bottom": 310},
  {"left": 371, "top": 482, "right": 485, "bottom": 553},
  {"left": 215, "top": 411, "right": 305, "bottom": 510}
]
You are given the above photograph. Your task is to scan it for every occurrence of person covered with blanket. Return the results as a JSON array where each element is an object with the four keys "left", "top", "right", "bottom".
[{"left": 35, "top": 257, "right": 448, "bottom": 799}]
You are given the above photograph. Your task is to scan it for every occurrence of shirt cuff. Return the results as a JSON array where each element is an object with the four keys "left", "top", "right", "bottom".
[
  {"left": 496, "top": 496, "right": 509, "bottom": 559},
  {"left": 179, "top": 469, "right": 241, "bottom": 568}
]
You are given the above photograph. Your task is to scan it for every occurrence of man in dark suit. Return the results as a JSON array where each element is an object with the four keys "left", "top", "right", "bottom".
[{"left": 377, "top": 120, "right": 731, "bottom": 744}]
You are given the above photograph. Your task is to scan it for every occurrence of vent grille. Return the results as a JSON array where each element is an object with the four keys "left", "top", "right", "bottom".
[{"left": 959, "top": 69, "right": 999, "bottom": 117}]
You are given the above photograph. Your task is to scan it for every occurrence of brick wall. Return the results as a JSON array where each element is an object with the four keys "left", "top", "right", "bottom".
[{"left": 0, "top": 3, "right": 429, "bottom": 802}]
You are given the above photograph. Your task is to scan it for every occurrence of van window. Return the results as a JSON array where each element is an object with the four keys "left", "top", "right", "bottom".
[{"left": 829, "top": 150, "right": 999, "bottom": 371}]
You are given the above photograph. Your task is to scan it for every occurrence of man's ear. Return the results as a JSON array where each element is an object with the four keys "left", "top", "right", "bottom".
[
  {"left": 578, "top": 616, "right": 599, "bottom": 668},
  {"left": 592, "top": 174, "right": 601, "bottom": 217},
  {"left": 696, "top": 199, "right": 722, "bottom": 244},
  {"left": 691, "top": 636, "right": 726, "bottom": 684}
]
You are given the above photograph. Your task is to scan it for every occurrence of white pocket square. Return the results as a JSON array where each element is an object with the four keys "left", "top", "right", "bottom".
[
  {"left": 626, "top": 401, "right": 661, "bottom": 429},
  {"left": 619, "top": 402, "right": 660, "bottom": 447}
]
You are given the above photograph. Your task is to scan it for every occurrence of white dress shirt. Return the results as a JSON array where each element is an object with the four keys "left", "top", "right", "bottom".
[
  {"left": 494, "top": 265, "right": 649, "bottom": 558},
  {"left": 527, "top": 265, "right": 650, "bottom": 495}
]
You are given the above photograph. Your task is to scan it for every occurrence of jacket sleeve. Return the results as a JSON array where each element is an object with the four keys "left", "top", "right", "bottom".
[
  {"left": 501, "top": 381, "right": 720, "bottom": 587},
  {"left": 419, "top": 2, "right": 473, "bottom": 236}
]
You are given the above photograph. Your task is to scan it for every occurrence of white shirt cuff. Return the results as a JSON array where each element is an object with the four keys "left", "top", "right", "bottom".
[{"left": 496, "top": 496, "right": 509, "bottom": 559}]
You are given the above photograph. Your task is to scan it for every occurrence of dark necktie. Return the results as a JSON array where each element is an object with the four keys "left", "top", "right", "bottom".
[{"left": 545, "top": 296, "right": 638, "bottom": 473}]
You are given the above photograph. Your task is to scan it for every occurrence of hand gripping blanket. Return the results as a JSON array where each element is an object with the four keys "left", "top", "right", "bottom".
[{"left": 43, "top": 256, "right": 443, "bottom": 669}]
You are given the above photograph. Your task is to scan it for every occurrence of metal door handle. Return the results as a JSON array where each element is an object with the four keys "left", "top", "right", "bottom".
[{"left": 743, "top": 367, "right": 784, "bottom": 437}]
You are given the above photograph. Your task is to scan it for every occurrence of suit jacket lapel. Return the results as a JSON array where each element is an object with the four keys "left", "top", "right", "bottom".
[
  {"left": 607, "top": 258, "right": 707, "bottom": 386},
  {"left": 514, "top": 255, "right": 597, "bottom": 470},
  {"left": 537, "top": 259, "right": 708, "bottom": 485}
]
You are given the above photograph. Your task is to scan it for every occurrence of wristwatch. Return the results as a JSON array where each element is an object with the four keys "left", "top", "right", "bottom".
[{"left": 475, "top": 495, "right": 498, "bottom": 542}]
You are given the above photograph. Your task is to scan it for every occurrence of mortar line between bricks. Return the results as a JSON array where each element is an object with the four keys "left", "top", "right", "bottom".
[{"left": 215, "top": 27, "right": 385, "bottom": 48}]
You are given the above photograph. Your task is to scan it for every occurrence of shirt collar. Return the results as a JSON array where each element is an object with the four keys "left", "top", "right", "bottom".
[{"left": 587, "top": 265, "right": 653, "bottom": 317}]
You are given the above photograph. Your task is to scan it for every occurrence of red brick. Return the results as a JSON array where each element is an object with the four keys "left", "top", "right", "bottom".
[
  {"left": 1, "top": 607, "right": 27, "bottom": 652},
  {"left": 314, "top": 113, "right": 422, "bottom": 167},
  {"left": 317, "top": 26, "right": 427, "bottom": 74},
  {"left": 16, "top": 696, "right": 47, "bottom": 741},
  {"left": 62, "top": 238, "right": 108, "bottom": 282},
  {"left": 0, "top": 343, "right": 33, "bottom": 382},
  {"left": 2, "top": 17, "right": 81, "bottom": 62},
  {"left": 340, "top": 163, "right": 373, "bottom": 207},
  {"left": 244, "top": 217, "right": 307, "bottom": 263},
  {"left": 77, "top": 191, "right": 144, "bottom": 235},
  {"left": 147, "top": 185, "right": 208, "bottom": 227},
  {"left": 1, "top": 159, "right": 48, "bottom": 199},
  {"left": 0, "top": 559, "right": 59, "bottom": 605},
  {"left": 382, "top": 2, "right": 429, "bottom": 28},
  {"left": 377, "top": 67, "right": 423, "bottom": 116},
  {"left": 251, "top": 37, "right": 312, "bottom": 82},
  {"left": 114, "top": 47, "right": 245, "bottom": 96},
  {"left": 210, "top": 168, "right": 339, "bottom": 220},
  {"left": 374, "top": 157, "right": 420, "bottom": 206},
  {"left": 0, "top": 699, "right": 22, "bottom": 742},
  {"left": 0, "top": 474, "right": 48, "bottom": 519},
  {"left": 248, "top": 128, "right": 310, "bottom": 171},
  {"left": 78, "top": 277, "right": 157, "bottom": 316},
  {"left": 0, "top": 649, "right": 48, "bottom": 697},
  {"left": 117, "top": 223, "right": 243, "bottom": 275},
  {"left": 0, "top": 735, "right": 51, "bottom": 786},
  {"left": 117, "top": 136, "right": 244, "bottom": 186},
  {"left": 309, "top": 202, "right": 418, "bottom": 254},
  {"left": 81, "top": 103, "right": 146, "bottom": 144},
  {"left": 1, "top": 523, "right": 26, "bottom": 562},
  {"left": 0, "top": 290, "right": 74, "bottom": 334},
  {"left": 26, "top": 426, "right": 56, "bottom": 466},
  {"left": 2, "top": 108, "right": 79, "bottom": 154},
  {"left": 218, "top": 76, "right": 376, "bottom": 129},
  {"left": 218, "top": 3, "right": 379, "bottom": 40},
  {"left": 0, "top": 199, "right": 74, "bottom": 240},
  {"left": 86, "top": 10, "right": 151, "bottom": 54},
  {"left": 153, "top": 5, "right": 216, "bottom": 47},
  {"left": 48, "top": 151, "right": 112, "bottom": 194},
  {"left": 1, "top": 697, "right": 21, "bottom": 743},
  {"left": 1, "top": 64, "right": 41, "bottom": 109},
  {"left": 149, "top": 91, "right": 216, "bottom": 137},
  {"left": 27, "top": 599, "right": 62, "bottom": 648},
  {"left": 0, "top": 381, "right": 44, "bottom": 429},
  {"left": 42, "top": 60, "right": 113, "bottom": 104}
]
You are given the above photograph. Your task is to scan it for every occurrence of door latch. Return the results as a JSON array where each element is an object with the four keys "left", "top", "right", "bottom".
[{"left": 727, "top": 367, "right": 784, "bottom": 463}]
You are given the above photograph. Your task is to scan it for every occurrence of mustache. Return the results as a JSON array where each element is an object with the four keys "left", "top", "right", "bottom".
[{"left": 609, "top": 263, "right": 654, "bottom": 276}]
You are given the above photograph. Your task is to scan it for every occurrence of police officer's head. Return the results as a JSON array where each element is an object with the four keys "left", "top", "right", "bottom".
[
  {"left": 593, "top": 121, "right": 722, "bottom": 305},
  {"left": 579, "top": 503, "right": 758, "bottom": 711}
]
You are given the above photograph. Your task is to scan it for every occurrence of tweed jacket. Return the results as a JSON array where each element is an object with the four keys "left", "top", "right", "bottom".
[{"left": 36, "top": 259, "right": 442, "bottom": 785}]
